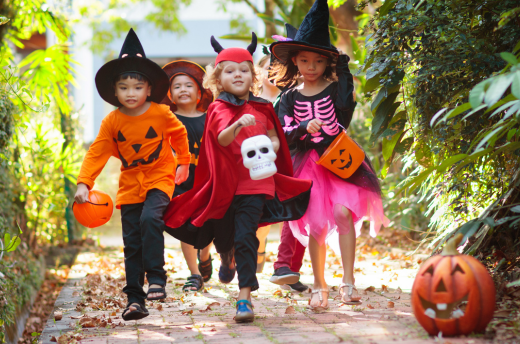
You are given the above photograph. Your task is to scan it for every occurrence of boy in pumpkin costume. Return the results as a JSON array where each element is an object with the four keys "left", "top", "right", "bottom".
[
  {"left": 75, "top": 29, "right": 190, "bottom": 321},
  {"left": 162, "top": 33, "right": 312, "bottom": 323}
]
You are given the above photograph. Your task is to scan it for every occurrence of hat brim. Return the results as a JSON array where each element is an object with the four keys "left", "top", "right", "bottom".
[
  {"left": 95, "top": 57, "right": 170, "bottom": 107},
  {"left": 160, "top": 60, "right": 213, "bottom": 113},
  {"left": 270, "top": 41, "right": 338, "bottom": 63}
]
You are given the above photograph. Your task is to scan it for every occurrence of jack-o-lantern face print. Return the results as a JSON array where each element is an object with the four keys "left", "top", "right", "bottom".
[
  {"left": 113, "top": 126, "right": 163, "bottom": 168},
  {"left": 411, "top": 254, "right": 495, "bottom": 336},
  {"left": 330, "top": 149, "right": 352, "bottom": 171}
]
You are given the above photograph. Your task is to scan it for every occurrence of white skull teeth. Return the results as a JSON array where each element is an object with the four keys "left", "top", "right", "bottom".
[
  {"left": 436, "top": 303, "right": 447, "bottom": 310},
  {"left": 425, "top": 308, "right": 436, "bottom": 318},
  {"left": 452, "top": 309, "right": 464, "bottom": 318}
]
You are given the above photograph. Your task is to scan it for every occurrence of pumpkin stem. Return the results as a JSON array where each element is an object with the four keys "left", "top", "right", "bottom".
[{"left": 441, "top": 233, "right": 463, "bottom": 256}]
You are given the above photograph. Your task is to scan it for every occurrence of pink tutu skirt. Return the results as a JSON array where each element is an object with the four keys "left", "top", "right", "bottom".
[{"left": 289, "top": 150, "right": 389, "bottom": 248}]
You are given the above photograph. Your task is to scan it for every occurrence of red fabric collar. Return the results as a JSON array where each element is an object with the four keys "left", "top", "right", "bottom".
[{"left": 215, "top": 48, "right": 254, "bottom": 65}]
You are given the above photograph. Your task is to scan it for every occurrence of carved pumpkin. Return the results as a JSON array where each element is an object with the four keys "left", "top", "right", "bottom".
[
  {"left": 316, "top": 130, "right": 365, "bottom": 178},
  {"left": 411, "top": 234, "right": 495, "bottom": 336},
  {"left": 73, "top": 190, "right": 114, "bottom": 228}
]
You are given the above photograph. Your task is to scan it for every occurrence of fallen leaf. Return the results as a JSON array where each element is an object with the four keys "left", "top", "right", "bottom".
[
  {"left": 50, "top": 336, "right": 57, "bottom": 342},
  {"left": 285, "top": 306, "right": 296, "bottom": 314},
  {"left": 395, "top": 295, "right": 400, "bottom": 300},
  {"left": 387, "top": 301, "right": 395, "bottom": 308},
  {"left": 381, "top": 285, "right": 389, "bottom": 292},
  {"left": 185, "top": 326, "right": 192, "bottom": 329},
  {"left": 494, "top": 309, "right": 513, "bottom": 318},
  {"left": 155, "top": 304, "right": 163, "bottom": 311},
  {"left": 311, "top": 306, "right": 327, "bottom": 314},
  {"left": 367, "top": 304, "right": 374, "bottom": 309},
  {"left": 72, "top": 291, "right": 80, "bottom": 297},
  {"left": 56, "top": 334, "right": 69, "bottom": 344},
  {"left": 365, "top": 286, "right": 375, "bottom": 292},
  {"left": 54, "top": 311, "right": 63, "bottom": 321},
  {"left": 110, "top": 311, "right": 117, "bottom": 316},
  {"left": 210, "top": 328, "right": 217, "bottom": 332},
  {"left": 396, "top": 287, "right": 402, "bottom": 294},
  {"left": 181, "top": 310, "right": 193, "bottom": 315},
  {"left": 273, "top": 290, "right": 283, "bottom": 297}
]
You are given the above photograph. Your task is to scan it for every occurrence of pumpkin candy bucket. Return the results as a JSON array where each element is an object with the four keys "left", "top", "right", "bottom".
[
  {"left": 316, "top": 129, "right": 365, "bottom": 179},
  {"left": 411, "top": 234, "right": 495, "bottom": 337},
  {"left": 72, "top": 190, "right": 114, "bottom": 228}
]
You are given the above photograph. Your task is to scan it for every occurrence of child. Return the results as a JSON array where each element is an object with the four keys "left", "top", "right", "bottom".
[
  {"left": 161, "top": 60, "right": 214, "bottom": 291},
  {"left": 270, "top": 0, "right": 389, "bottom": 308},
  {"left": 75, "top": 29, "right": 191, "bottom": 321},
  {"left": 163, "top": 33, "right": 312, "bottom": 323}
]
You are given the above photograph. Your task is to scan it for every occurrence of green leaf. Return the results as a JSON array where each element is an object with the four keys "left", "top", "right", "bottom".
[
  {"left": 371, "top": 98, "right": 401, "bottom": 144},
  {"left": 500, "top": 52, "right": 518, "bottom": 66},
  {"left": 397, "top": 167, "right": 435, "bottom": 194},
  {"left": 507, "top": 279, "right": 520, "bottom": 288},
  {"left": 430, "top": 108, "right": 448, "bottom": 127},
  {"left": 510, "top": 205, "right": 520, "bottom": 213},
  {"left": 0, "top": 16, "right": 9, "bottom": 25},
  {"left": 436, "top": 154, "right": 468, "bottom": 173},
  {"left": 511, "top": 71, "right": 520, "bottom": 99},
  {"left": 469, "top": 79, "right": 491, "bottom": 108},
  {"left": 462, "top": 104, "right": 487, "bottom": 120},
  {"left": 6, "top": 236, "right": 21, "bottom": 252},
  {"left": 364, "top": 74, "right": 381, "bottom": 93},
  {"left": 379, "top": 0, "right": 398, "bottom": 16},
  {"left": 383, "top": 130, "right": 405, "bottom": 161},
  {"left": 507, "top": 128, "right": 517, "bottom": 141},
  {"left": 414, "top": 140, "right": 433, "bottom": 168},
  {"left": 3, "top": 233, "right": 11, "bottom": 248},
  {"left": 441, "top": 103, "right": 472, "bottom": 123},
  {"left": 484, "top": 74, "right": 514, "bottom": 106}
]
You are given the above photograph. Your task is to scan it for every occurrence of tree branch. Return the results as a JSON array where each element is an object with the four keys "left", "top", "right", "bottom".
[{"left": 243, "top": 0, "right": 261, "bottom": 15}]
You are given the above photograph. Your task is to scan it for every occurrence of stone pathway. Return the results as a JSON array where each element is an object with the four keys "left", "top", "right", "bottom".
[{"left": 39, "top": 241, "right": 492, "bottom": 344}]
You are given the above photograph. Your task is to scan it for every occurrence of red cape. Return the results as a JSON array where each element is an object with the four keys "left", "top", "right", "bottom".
[{"left": 163, "top": 92, "right": 312, "bottom": 252}]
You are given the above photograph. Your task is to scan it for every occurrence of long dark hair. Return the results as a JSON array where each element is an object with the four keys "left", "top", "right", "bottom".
[{"left": 270, "top": 50, "right": 336, "bottom": 88}]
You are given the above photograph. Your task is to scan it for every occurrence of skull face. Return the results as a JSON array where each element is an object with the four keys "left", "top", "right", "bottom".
[{"left": 241, "top": 135, "right": 277, "bottom": 180}]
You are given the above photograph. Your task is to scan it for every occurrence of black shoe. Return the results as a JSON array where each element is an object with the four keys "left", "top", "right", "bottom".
[
  {"left": 269, "top": 267, "right": 300, "bottom": 285},
  {"left": 281, "top": 281, "right": 309, "bottom": 292}
]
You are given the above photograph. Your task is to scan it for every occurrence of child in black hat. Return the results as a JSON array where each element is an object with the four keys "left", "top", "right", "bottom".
[
  {"left": 75, "top": 29, "right": 191, "bottom": 321},
  {"left": 161, "top": 60, "right": 214, "bottom": 292},
  {"left": 269, "top": 0, "right": 388, "bottom": 309}
]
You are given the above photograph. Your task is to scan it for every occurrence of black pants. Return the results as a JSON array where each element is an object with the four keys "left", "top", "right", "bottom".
[
  {"left": 228, "top": 194, "right": 266, "bottom": 291},
  {"left": 120, "top": 189, "right": 170, "bottom": 304}
]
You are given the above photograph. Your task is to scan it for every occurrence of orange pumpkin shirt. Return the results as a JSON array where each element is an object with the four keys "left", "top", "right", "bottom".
[{"left": 77, "top": 102, "right": 191, "bottom": 208}]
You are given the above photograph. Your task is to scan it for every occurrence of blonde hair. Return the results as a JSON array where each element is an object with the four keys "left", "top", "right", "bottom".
[{"left": 203, "top": 61, "right": 261, "bottom": 98}]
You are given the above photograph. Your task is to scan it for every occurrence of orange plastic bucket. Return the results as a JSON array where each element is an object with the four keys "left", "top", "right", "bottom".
[{"left": 316, "top": 130, "right": 365, "bottom": 179}]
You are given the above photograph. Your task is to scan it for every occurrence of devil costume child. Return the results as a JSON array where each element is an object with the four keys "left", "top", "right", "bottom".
[
  {"left": 270, "top": 0, "right": 389, "bottom": 251},
  {"left": 163, "top": 34, "right": 312, "bottom": 294},
  {"left": 77, "top": 29, "right": 190, "bottom": 319}
]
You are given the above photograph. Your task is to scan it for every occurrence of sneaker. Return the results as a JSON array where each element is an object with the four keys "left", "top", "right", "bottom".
[
  {"left": 235, "top": 300, "right": 254, "bottom": 323},
  {"left": 269, "top": 266, "right": 300, "bottom": 285},
  {"left": 281, "top": 281, "right": 309, "bottom": 292},
  {"left": 218, "top": 249, "right": 236, "bottom": 284}
]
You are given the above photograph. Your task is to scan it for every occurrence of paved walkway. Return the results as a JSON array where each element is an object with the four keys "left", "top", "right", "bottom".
[{"left": 39, "top": 242, "right": 492, "bottom": 344}]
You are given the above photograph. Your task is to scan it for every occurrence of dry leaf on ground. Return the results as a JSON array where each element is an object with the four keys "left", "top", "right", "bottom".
[
  {"left": 381, "top": 285, "right": 389, "bottom": 292},
  {"left": 387, "top": 301, "right": 395, "bottom": 308},
  {"left": 396, "top": 286, "right": 402, "bottom": 294},
  {"left": 181, "top": 310, "right": 193, "bottom": 315},
  {"left": 367, "top": 304, "right": 374, "bottom": 309},
  {"left": 285, "top": 306, "right": 296, "bottom": 314},
  {"left": 365, "top": 286, "right": 375, "bottom": 292},
  {"left": 155, "top": 304, "right": 163, "bottom": 311},
  {"left": 54, "top": 312, "right": 63, "bottom": 321}
]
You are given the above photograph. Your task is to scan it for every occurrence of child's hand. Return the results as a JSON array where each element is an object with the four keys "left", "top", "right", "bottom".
[
  {"left": 75, "top": 183, "right": 90, "bottom": 204},
  {"left": 237, "top": 114, "right": 256, "bottom": 128},
  {"left": 307, "top": 119, "right": 323, "bottom": 134},
  {"left": 175, "top": 164, "right": 189, "bottom": 185}
]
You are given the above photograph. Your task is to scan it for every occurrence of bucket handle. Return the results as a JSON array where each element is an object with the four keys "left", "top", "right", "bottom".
[{"left": 72, "top": 200, "right": 109, "bottom": 210}]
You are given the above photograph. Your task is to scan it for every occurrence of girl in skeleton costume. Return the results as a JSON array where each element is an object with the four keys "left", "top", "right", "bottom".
[{"left": 270, "top": 0, "right": 389, "bottom": 308}]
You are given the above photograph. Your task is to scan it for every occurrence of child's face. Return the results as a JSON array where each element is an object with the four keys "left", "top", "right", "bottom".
[
  {"left": 217, "top": 61, "right": 253, "bottom": 99},
  {"left": 291, "top": 51, "right": 328, "bottom": 82},
  {"left": 170, "top": 74, "right": 200, "bottom": 107},
  {"left": 115, "top": 77, "right": 151, "bottom": 109}
]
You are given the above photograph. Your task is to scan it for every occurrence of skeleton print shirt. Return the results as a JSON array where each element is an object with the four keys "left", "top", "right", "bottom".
[{"left": 278, "top": 55, "right": 356, "bottom": 152}]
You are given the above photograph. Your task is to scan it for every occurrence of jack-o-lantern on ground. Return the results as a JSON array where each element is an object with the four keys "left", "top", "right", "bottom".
[{"left": 411, "top": 234, "right": 495, "bottom": 336}]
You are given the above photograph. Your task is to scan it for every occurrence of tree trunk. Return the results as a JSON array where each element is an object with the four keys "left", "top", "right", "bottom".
[
  {"left": 264, "top": 0, "right": 277, "bottom": 39},
  {"left": 329, "top": 0, "right": 360, "bottom": 54}
]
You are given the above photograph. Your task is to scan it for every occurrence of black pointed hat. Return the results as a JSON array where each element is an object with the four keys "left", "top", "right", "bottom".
[
  {"left": 160, "top": 60, "right": 214, "bottom": 113},
  {"left": 269, "top": 0, "right": 338, "bottom": 62},
  {"left": 95, "top": 28, "right": 170, "bottom": 107}
]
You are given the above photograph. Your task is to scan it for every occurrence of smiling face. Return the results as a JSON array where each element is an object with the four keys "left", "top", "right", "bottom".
[
  {"left": 170, "top": 74, "right": 200, "bottom": 109},
  {"left": 291, "top": 51, "right": 328, "bottom": 83},
  {"left": 411, "top": 254, "right": 495, "bottom": 336},
  {"left": 217, "top": 61, "right": 253, "bottom": 99},
  {"left": 115, "top": 77, "right": 151, "bottom": 109}
]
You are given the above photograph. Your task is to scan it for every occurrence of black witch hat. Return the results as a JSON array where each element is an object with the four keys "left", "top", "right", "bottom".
[
  {"left": 95, "top": 29, "right": 170, "bottom": 107},
  {"left": 270, "top": 0, "right": 338, "bottom": 62}
]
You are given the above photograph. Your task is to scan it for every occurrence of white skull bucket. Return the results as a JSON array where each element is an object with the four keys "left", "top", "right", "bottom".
[{"left": 241, "top": 135, "right": 277, "bottom": 180}]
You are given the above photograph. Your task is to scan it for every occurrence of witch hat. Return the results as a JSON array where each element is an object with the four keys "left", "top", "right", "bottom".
[
  {"left": 210, "top": 32, "right": 257, "bottom": 65},
  {"left": 269, "top": 0, "right": 338, "bottom": 62},
  {"left": 161, "top": 60, "right": 213, "bottom": 113},
  {"left": 95, "top": 28, "right": 169, "bottom": 107}
]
